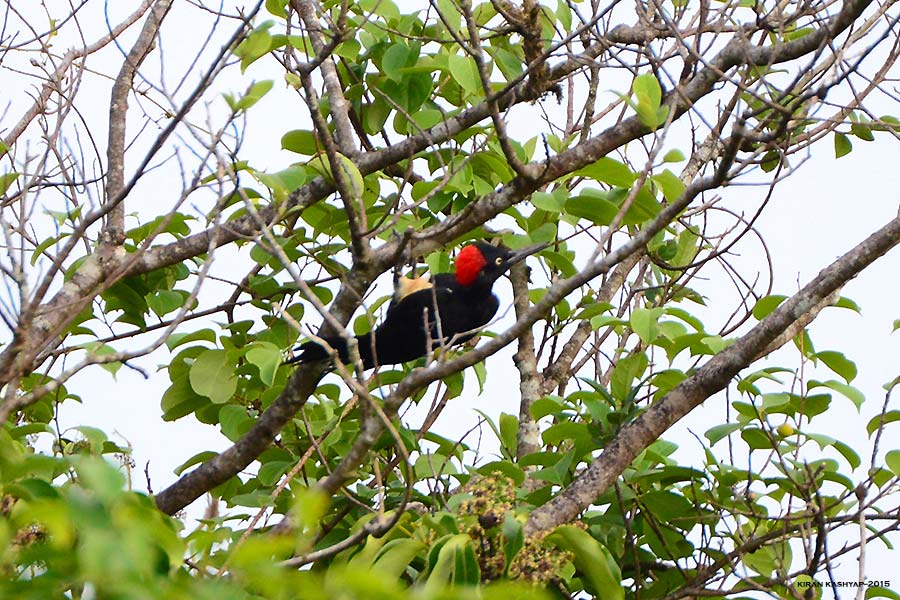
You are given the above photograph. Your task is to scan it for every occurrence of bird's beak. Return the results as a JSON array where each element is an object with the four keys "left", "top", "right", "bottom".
[{"left": 505, "top": 242, "right": 548, "bottom": 267}]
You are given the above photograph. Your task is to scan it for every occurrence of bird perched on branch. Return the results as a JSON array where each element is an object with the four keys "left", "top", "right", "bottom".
[{"left": 292, "top": 241, "right": 545, "bottom": 370}]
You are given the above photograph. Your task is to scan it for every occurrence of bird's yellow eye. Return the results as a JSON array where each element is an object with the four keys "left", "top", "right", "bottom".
[{"left": 495, "top": 257, "right": 503, "bottom": 265}]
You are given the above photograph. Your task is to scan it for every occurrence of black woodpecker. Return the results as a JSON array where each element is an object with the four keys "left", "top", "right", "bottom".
[{"left": 292, "top": 241, "right": 545, "bottom": 370}]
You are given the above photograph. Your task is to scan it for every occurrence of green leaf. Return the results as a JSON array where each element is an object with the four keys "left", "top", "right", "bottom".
[
  {"left": 752, "top": 295, "right": 787, "bottom": 320},
  {"left": 575, "top": 158, "right": 636, "bottom": 187},
  {"left": 76, "top": 342, "right": 119, "bottom": 379},
  {"left": 265, "top": 0, "right": 288, "bottom": 17},
  {"left": 9, "top": 423, "right": 52, "bottom": 439},
  {"left": 501, "top": 513, "right": 524, "bottom": 566},
  {"left": 252, "top": 165, "right": 307, "bottom": 200},
  {"left": 161, "top": 374, "right": 208, "bottom": 421},
  {"left": 234, "top": 21, "right": 275, "bottom": 72},
  {"left": 233, "top": 80, "right": 274, "bottom": 112},
  {"left": 743, "top": 546, "right": 776, "bottom": 577},
  {"left": 414, "top": 453, "right": 453, "bottom": 479},
  {"left": 833, "top": 296, "right": 861, "bottom": 313},
  {"left": 541, "top": 250, "right": 577, "bottom": 277},
  {"left": 705, "top": 423, "right": 742, "bottom": 445},
  {"left": 486, "top": 47, "right": 523, "bottom": 82},
  {"left": 834, "top": 132, "right": 852, "bottom": 157},
  {"left": 663, "top": 307, "right": 705, "bottom": 331},
  {"left": 166, "top": 328, "right": 216, "bottom": 351},
  {"left": 291, "top": 487, "right": 329, "bottom": 533},
  {"left": 425, "top": 534, "right": 480, "bottom": 589},
  {"left": 147, "top": 290, "right": 184, "bottom": 317},
  {"left": 284, "top": 72, "right": 302, "bottom": 89},
  {"left": 590, "top": 315, "right": 626, "bottom": 330},
  {"left": 472, "top": 360, "right": 487, "bottom": 393},
  {"left": 741, "top": 428, "right": 773, "bottom": 449},
  {"left": 885, "top": 450, "right": 900, "bottom": 476},
  {"left": 662, "top": 149, "right": 686, "bottom": 162},
  {"left": 610, "top": 352, "right": 648, "bottom": 402},
  {"left": 307, "top": 153, "right": 364, "bottom": 198},
  {"left": 633, "top": 74, "right": 661, "bottom": 107},
  {"left": 792, "top": 329, "right": 816, "bottom": 357},
  {"left": 632, "top": 73, "right": 667, "bottom": 128},
  {"left": 815, "top": 351, "right": 857, "bottom": 383},
  {"left": 760, "top": 149, "right": 780, "bottom": 172},
  {"left": 434, "top": 0, "right": 460, "bottom": 31},
  {"left": 531, "top": 396, "right": 567, "bottom": 419},
  {"left": 530, "top": 450, "right": 572, "bottom": 486},
  {"left": 281, "top": 130, "right": 320, "bottom": 155},
  {"left": 0, "top": 171, "right": 19, "bottom": 195},
  {"left": 334, "top": 38, "right": 361, "bottom": 60},
  {"left": 831, "top": 439, "right": 861, "bottom": 469},
  {"left": 189, "top": 349, "right": 238, "bottom": 404},
  {"left": 701, "top": 335, "right": 730, "bottom": 353},
  {"left": 8, "top": 478, "right": 60, "bottom": 501},
  {"left": 499, "top": 413, "right": 518, "bottom": 460},
  {"left": 641, "top": 490, "right": 693, "bottom": 522},
  {"left": 531, "top": 191, "right": 565, "bottom": 212},
  {"left": 556, "top": 0, "right": 572, "bottom": 30},
  {"left": 173, "top": 450, "right": 218, "bottom": 475},
  {"left": 373, "top": 538, "right": 427, "bottom": 579},
  {"left": 548, "top": 526, "right": 623, "bottom": 600},
  {"left": 246, "top": 342, "right": 281, "bottom": 386},
  {"left": 651, "top": 369, "right": 685, "bottom": 398},
  {"left": 565, "top": 192, "right": 618, "bottom": 225},
  {"left": 669, "top": 227, "right": 699, "bottom": 267},
  {"left": 31, "top": 233, "right": 69, "bottom": 265},
  {"left": 411, "top": 109, "right": 444, "bottom": 130},
  {"left": 542, "top": 422, "right": 591, "bottom": 449},
  {"left": 46, "top": 205, "right": 84, "bottom": 225},
  {"left": 851, "top": 121, "right": 874, "bottom": 141},
  {"left": 126, "top": 212, "right": 192, "bottom": 242},
  {"left": 808, "top": 379, "right": 864, "bottom": 411},
  {"left": 652, "top": 169, "right": 685, "bottom": 202},
  {"left": 381, "top": 43, "right": 410, "bottom": 81},
  {"left": 258, "top": 460, "right": 291, "bottom": 486},
  {"left": 631, "top": 307, "right": 664, "bottom": 345},
  {"left": 71, "top": 425, "right": 108, "bottom": 454},
  {"left": 219, "top": 405, "right": 252, "bottom": 442},
  {"left": 447, "top": 54, "right": 482, "bottom": 96},
  {"left": 867, "top": 410, "right": 900, "bottom": 436},
  {"left": 525, "top": 224, "right": 556, "bottom": 247},
  {"left": 573, "top": 301, "right": 614, "bottom": 321},
  {"left": 877, "top": 114, "right": 900, "bottom": 130}
]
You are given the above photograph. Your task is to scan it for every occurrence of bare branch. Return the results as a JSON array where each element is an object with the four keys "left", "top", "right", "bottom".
[{"left": 102, "top": 0, "right": 174, "bottom": 246}]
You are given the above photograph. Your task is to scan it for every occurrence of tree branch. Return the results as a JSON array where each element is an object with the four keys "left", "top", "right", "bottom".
[
  {"left": 524, "top": 213, "right": 900, "bottom": 536},
  {"left": 510, "top": 260, "right": 541, "bottom": 461},
  {"left": 102, "top": 0, "right": 173, "bottom": 246}
]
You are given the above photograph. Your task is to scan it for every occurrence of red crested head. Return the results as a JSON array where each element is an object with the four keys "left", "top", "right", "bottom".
[
  {"left": 454, "top": 244, "right": 487, "bottom": 286},
  {"left": 452, "top": 241, "right": 545, "bottom": 288}
]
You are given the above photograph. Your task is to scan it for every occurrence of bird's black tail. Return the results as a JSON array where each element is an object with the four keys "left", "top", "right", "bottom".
[
  {"left": 286, "top": 337, "right": 347, "bottom": 365},
  {"left": 287, "top": 334, "right": 374, "bottom": 369}
]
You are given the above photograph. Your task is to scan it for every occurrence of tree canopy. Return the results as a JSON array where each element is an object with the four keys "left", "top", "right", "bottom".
[{"left": 1, "top": 0, "right": 899, "bottom": 598}]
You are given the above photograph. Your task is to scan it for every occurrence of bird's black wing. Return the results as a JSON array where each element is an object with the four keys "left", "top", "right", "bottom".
[
  {"left": 289, "top": 284, "right": 452, "bottom": 370},
  {"left": 369, "top": 285, "right": 454, "bottom": 366}
]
